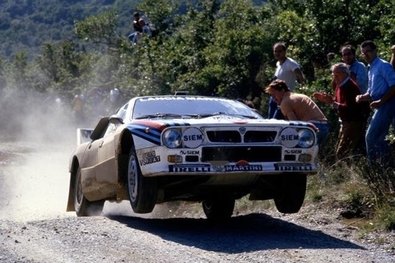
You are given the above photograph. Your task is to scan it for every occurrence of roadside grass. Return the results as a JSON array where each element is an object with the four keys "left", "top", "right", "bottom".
[{"left": 306, "top": 157, "right": 395, "bottom": 232}]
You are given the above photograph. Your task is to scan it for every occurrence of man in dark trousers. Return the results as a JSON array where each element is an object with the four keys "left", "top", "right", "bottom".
[{"left": 314, "top": 63, "right": 370, "bottom": 159}]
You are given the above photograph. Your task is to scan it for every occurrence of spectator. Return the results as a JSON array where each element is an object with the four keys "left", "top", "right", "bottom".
[
  {"left": 71, "top": 90, "right": 86, "bottom": 125},
  {"left": 340, "top": 45, "right": 368, "bottom": 93},
  {"left": 132, "top": 12, "right": 144, "bottom": 33},
  {"left": 390, "top": 45, "right": 395, "bottom": 69},
  {"left": 313, "top": 63, "right": 370, "bottom": 159},
  {"left": 264, "top": 79, "right": 329, "bottom": 146},
  {"left": 128, "top": 12, "right": 151, "bottom": 44},
  {"left": 326, "top": 52, "right": 336, "bottom": 64},
  {"left": 268, "top": 42, "right": 305, "bottom": 119},
  {"left": 356, "top": 40, "right": 395, "bottom": 166}
]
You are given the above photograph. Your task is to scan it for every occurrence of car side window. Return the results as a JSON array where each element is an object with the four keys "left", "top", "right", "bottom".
[
  {"left": 117, "top": 103, "right": 128, "bottom": 121},
  {"left": 103, "top": 123, "right": 118, "bottom": 137}
]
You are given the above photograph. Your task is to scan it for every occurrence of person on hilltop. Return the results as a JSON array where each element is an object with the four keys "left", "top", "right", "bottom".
[
  {"left": 268, "top": 42, "right": 305, "bottom": 119},
  {"left": 313, "top": 63, "right": 370, "bottom": 160},
  {"left": 128, "top": 12, "right": 152, "bottom": 45},
  {"left": 356, "top": 40, "right": 395, "bottom": 166}
]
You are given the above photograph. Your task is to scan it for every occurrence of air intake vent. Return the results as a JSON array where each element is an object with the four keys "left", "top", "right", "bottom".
[
  {"left": 201, "top": 146, "right": 282, "bottom": 162},
  {"left": 244, "top": 131, "right": 277, "bottom": 142},
  {"left": 206, "top": 131, "right": 241, "bottom": 143}
]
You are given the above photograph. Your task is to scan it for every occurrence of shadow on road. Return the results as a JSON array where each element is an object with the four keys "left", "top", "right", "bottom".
[{"left": 107, "top": 213, "right": 364, "bottom": 253}]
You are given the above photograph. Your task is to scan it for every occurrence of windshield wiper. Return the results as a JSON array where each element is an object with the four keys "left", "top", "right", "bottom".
[
  {"left": 198, "top": 112, "right": 258, "bottom": 119},
  {"left": 135, "top": 113, "right": 183, "bottom": 119}
]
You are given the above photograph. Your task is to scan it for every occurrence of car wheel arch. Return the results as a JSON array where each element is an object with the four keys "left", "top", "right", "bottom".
[{"left": 118, "top": 129, "right": 135, "bottom": 191}]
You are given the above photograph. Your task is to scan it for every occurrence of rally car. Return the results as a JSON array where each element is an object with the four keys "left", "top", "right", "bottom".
[{"left": 67, "top": 94, "right": 319, "bottom": 220}]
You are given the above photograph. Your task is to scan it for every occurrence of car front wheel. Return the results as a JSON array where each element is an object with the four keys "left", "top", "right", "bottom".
[
  {"left": 274, "top": 174, "right": 307, "bottom": 213},
  {"left": 74, "top": 166, "right": 104, "bottom": 216},
  {"left": 202, "top": 198, "right": 235, "bottom": 221},
  {"left": 127, "top": 150, "right": 158, "bottom": 213}
]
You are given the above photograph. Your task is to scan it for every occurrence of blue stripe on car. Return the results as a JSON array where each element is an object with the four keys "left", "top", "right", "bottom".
[{"left": 128, "top": 124, "right": 162, "bottom": 145}]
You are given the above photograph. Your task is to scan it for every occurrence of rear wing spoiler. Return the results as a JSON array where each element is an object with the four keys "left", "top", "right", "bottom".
[{"left": 77, "top": 128, "right": 94, "bottom": 145}]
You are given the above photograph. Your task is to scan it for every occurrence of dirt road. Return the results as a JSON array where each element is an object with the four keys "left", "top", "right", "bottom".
[{"left": 0, "top": 140, "right": 394, "bottom": 263}]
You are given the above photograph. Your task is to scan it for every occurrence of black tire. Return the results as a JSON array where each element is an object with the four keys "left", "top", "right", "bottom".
[
  {"left": 74, "top": 167, "right": 104, "bottom": 217},
  {"left": 202, "top": 198, "right": 235, "bottom": 221},
  {"left": 127, "top": 150, "right": 158, "bottom": 213},
  {"left": 274, "top": 174, "right": 307, "bottom": 213}
]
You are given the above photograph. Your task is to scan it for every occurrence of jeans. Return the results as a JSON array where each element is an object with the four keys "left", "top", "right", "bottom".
[
  {"left": 310, "top": 121, "right": 330, "bottom": 147},
  {"left": 365, "top": 97, "right": 395, "bottom": 165},
  {"left": 268, "top": 96, "right": 284, "bottom": 119}
]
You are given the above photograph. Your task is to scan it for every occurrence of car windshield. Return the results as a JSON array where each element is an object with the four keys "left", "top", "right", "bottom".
[{"left": 132, "top": 97, "right": 262, "bottom": 120}]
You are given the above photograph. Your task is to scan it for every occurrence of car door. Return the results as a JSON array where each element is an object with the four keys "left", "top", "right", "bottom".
[{"left": 94, "top": 120, "right": 123, "bottom": 191}]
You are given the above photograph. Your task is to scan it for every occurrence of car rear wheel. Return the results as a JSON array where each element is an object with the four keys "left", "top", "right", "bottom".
[
  {"left": 127, "top": 150, "right": 158, "bottom": 213},
  {"left": 202, "top": 198, "right": 235, "bottom": 221},
  {"left": 274, "top": 174, "right": 307, "bottom": 213},
  {"left": 74, "top": 166, "right": 104, "bottom": 216}
]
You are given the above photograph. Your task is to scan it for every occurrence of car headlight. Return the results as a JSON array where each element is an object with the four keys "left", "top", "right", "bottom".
[
  {"left": 162, "top": 128, "right": 182, "bottom": 148},
  {"left": 297, "top": 129, "right": 315, "bottom": 148}
]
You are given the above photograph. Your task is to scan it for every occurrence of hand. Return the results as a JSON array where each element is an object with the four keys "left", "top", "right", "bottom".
[
  {"left": 313, "top": 92, "right": 333, "bottom": 104},
  {"left": 356, "top": 94, "right": 370, "bottom": 103},
  {"left": 370, "top": 99, "right": 382, "bottom": 109}
]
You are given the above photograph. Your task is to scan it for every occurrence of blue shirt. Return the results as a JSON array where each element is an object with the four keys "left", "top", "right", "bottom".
[
  {"left": 349, "top": 60, "right": 368, "bottom": 93},
  {"left": 367, "top": 57, "right": 395, "bottom": 101}
]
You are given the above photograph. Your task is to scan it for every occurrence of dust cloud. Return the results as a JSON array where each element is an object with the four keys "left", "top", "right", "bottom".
[
  {"left": 0, "top": 86, "right": 202, "bottom": 220},
  {"left": 0, "top": 87, "right": 80, "bottom": 221}
]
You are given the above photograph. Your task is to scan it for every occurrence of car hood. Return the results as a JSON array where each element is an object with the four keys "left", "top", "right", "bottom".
[{"left": 130, "top": 116, "right": 313, "bottom": 129}]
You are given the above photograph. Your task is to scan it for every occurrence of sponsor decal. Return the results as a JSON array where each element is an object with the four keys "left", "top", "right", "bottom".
[
  {"left": 169, "top": 164, "right": 210, "bottom": 172},
  {"left": 274, "top": 163, "right": 313, "bottom": 171},
  {"left": 224, "top": 164, "right": 263, "bottom": 172},
  {"left": 279, "top": 128, "right": 299, "bottom": 148},
  {"left": 182, "top": 127, "right": 204, "bottom": 148},
  {"left": 180, "top": 150, "right": 200, "bottom": 155},
  {"left": 140, "top": 151, "right": 161, "bottom": 166},
  {"left": 284, "top": 149, "right": 302, "bottom": 154}
]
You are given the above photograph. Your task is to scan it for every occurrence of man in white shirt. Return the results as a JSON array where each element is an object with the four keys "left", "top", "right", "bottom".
[{"left": 269, "top": 42, "right": 305, "bottom": 119}]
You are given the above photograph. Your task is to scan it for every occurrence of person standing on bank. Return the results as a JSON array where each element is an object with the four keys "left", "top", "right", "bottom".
[
  {"left": 390, "top": 45, "right": 395, "bottom": 69},
  {"left": 269, "top": 42, "right": 305, "bottom": 119},
  {"left": 356, "top": 40, "right": 395, "bottom": 165},
  {"left": 313, "top": 63, "right": 370, "bottom": 159},
  {"left": 340, "top": 45, "right": 368, "bottom": 93},
  {"left": 265, "top": 79, "right": 329, "bottom": 146}
]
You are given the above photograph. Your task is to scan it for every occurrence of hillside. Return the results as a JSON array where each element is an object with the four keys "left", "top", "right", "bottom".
[
  {"left": 0, "top": 0, "right": 138, "bottom": 59},
  {"left": 0, "top": 0, "right": 267, "bottom": 60}
]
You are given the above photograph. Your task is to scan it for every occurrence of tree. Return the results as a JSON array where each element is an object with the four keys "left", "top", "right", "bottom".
[{"left": 74, "top": 10, "right": 120, "bottom": 48}]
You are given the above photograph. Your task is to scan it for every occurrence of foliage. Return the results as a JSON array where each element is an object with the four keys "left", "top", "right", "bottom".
[{"left": 307, "top": 159, "right": 395, "bottom": 231}]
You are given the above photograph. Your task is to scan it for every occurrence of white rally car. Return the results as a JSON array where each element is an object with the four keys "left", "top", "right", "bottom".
[{"left": 67, "top": 95, "right": 319, "bottom": 220}]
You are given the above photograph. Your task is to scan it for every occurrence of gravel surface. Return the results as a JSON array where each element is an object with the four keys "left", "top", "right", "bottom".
[{"left": 0, "top": 140, "right": 394, "bottom": 263}]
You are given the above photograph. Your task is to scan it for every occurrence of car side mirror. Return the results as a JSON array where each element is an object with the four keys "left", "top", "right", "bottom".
[
  {"left": 90, "top": 117, "right": 110, "bottom": 140},
  {"left": 109, "top": 115, "right": 124, "bottom": 124}
]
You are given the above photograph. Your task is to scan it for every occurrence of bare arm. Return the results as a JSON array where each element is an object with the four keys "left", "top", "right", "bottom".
[
  {"left": 391, "top": 45, "right": 395, "bottom": 69},
  {"left": 285, "top": 111, "right": 299, "bottom": 120},
  {"left": 294, "top": 68, "right": 305, "bottom": 85}
]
